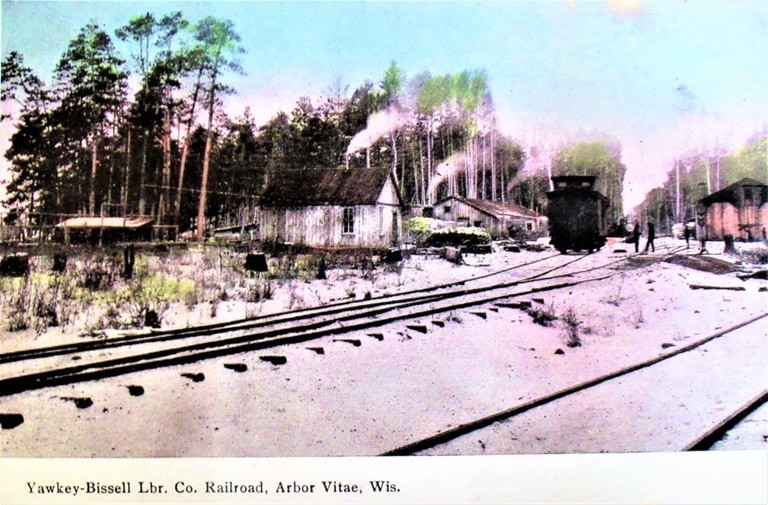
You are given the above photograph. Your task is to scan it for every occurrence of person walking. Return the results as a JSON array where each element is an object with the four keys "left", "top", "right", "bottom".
[
  {"left": 632, "top": 222, "right": 641, "bottom": 253},
  {"left": 683, "top": 224, "right": 691, "bottom": 249},
  {"left": 643, "top": 220, "right": 656, "bottom": 253}
]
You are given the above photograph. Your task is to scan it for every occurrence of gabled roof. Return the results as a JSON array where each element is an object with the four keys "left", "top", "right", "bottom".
[
  {"left": 260, "top": 168, "right": 400, "bottom": 207},
  {"left": 438, "top": 195, "right": 541, "bottom": 219},
  {"left": 56, "top": 217, "right": 154, "bottom": 229},
  {"left": 699, "top": 177, "right": 767, "bottom": 207}
]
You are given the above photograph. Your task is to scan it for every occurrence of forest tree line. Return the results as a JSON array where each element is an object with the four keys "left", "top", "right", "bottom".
[
  {"left": 633, "top": 130, "right": 768, "bottom": 233},
  {"left": 2, "top": 12, "right": 633, "bottom": 239}
]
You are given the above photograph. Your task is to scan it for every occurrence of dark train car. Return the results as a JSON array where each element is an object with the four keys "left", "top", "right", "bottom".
[{"left": 546, "top": 175, "right": 609, "bottom": 253}]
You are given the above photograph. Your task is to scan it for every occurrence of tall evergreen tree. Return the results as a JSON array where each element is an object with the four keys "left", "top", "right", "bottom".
[
  {"left": 53, "top": 21, "right": 127, "bottom": 216},
  {"left": 192, "top": 16, "right": 244, "bottom": 241}
]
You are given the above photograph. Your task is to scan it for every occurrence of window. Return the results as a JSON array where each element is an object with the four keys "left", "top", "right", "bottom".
[
  {"left": 444, "top": 205, "right": 452, "bottom": 213},
  {"left": 473, "top": 220, "right": 483, "bottom": 227},
  {"left": 342, "top": 207, "right": 355, "bottom": 234},
  {"left": 526, "top": 222, "right": 534, "bottom": 231}
]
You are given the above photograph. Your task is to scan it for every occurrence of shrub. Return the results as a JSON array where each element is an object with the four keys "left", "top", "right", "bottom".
[
  {"left": 425, "top": 227, "right": 491, "bottom": 248},
  {"left": 268, "top": 254, "right": 324, "bottom": 281},
  {"left": 1, "top": 277, "right": 31, "bottom": 331},
  {"left": 560, "top": 306, "right": 582, "bottom": 347},
  {"left": 525, "top": 303, "right": 557, "bottom": 327},
  {"left": 74, "top": 255, "right": 119, "bottom": 291},
  {"left": 245, "top": 277, "right": 273, "bottom": 302},
  {"left": 405, "top": 217, "right": 432, "bottom": 244}
]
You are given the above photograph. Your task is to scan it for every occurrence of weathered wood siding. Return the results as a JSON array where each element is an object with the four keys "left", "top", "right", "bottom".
[
  {"left": 705, "top": 201, "right": 768, "bottom": 240},
  {"left": 435, "top": 200, "right": 491, "bottom": 227},
  {"left": 434, "top": 199, "right": 538, "bottom": 231},
  {"left": 760, "top": 203, "right": 768, "bottom": 239},
  {"left": 706, "top": 202, "right": 736, "bottom": 240},
  {"left": 258, "top": 175, "right": 402, "bottom": 249},
  {"left": 260, "top": 205, "right": 400, "bottom": 248}
]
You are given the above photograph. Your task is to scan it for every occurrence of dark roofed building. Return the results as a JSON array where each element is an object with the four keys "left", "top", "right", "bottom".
[
  {"left": 433, "top": 195, "right": 543, "bottom": 233},
  {"left": 259, "top": 168, "right": 404, "bottom": 249},
  {"left": 698, "top": 178, "right": 768, "bottom": 241}
]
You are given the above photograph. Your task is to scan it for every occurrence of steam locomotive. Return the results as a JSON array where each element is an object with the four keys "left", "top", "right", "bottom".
[{"left": 546, "top": 175, "right": 609, "bottom": 254}]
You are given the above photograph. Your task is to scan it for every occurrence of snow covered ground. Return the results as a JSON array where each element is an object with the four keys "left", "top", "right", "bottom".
[{"left": 0, "top": 237, "right": 766, "bottom": 457}]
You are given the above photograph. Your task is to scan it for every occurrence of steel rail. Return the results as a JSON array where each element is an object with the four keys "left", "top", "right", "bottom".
[
  {"left": 0, "top": 244, "right": 688, "bottom": 396},
  {"left": 0, "top": 252, "right": 581, "bottom": 364},
  {"left": 683, "top": 389, "right": 768, "bottom": 451},
  {"left": 3, "top": 243, "right": 684, "bottom": 366},
  {"left": 381, "top": 311, "right": 768, "bottom": 456},
  {"left": 0, "top": 273, "right": 618, "bottom": 396}
]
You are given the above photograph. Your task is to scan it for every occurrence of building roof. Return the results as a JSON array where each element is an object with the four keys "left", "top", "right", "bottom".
[
  {"left": 260, "top": 168, "right": 399, "bottom": 207},
  {"left": 56, "top": 217, "right": 154, "bottom": 229},
  {"left": 699, "top": 178, "right": 768, "bottom": 207},
  {"left": 438, "top": 195, "right": 541, "bottom": 220}
]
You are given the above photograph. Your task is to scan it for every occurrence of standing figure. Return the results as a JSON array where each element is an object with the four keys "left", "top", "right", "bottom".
[
  {"left": 699, "top": 226, "right": 709, "bottom": 255},
  {"left": 683, "top": 225, "right": 691, "bottom": 249},
  {"left": 632, "top": 222, "right": 641, "bottom": 253},
  {"left": 643, "top": 220, "right": 656, "bottom": 253}
]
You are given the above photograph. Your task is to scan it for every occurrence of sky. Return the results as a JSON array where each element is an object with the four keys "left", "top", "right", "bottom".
[{"left": 1, "top": 0, "right": 767, "bottom": 211}]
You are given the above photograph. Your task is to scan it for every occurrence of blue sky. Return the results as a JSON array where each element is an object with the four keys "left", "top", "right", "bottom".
[{"left": 2, "top": 0, "right": 767, "bottom": 209}]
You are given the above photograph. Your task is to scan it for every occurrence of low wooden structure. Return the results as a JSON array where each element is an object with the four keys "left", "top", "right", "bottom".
[
  {"left": 55, "top": 217, "right": 154, "bottom": 244},
  {"left": 259, "top": 168, "right": 404, "bottom": 249},
  {"left": 698, "top": 178, "right": 768, "bottom": 241},
  {"left": 433, "top": 195, "right": 543, "bottom": 233}
]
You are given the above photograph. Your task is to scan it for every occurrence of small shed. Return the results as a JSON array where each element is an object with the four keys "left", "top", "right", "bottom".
[
  {"left": 698, "top": 178, "right": 768, "bottom": 241},
  {"left": 433, "top": 195, "right": 543, "bottom": 233},
  {"left": 259, "top": 168, "right": 404, "bottom": 249},
  {"left": 55, "top": 217, "right": 154, "bottom": 244}
]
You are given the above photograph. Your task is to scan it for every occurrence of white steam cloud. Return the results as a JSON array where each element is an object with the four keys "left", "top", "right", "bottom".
[
  {"left": 427, "top": 153, "right": 469, "bottom": 199},
  {"left": 346, "top": 108, "right": 415, "bottom": 156}
]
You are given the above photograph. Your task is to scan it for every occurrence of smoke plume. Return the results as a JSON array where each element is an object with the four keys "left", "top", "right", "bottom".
[{"left": 346, "top": 108, "right": 414, "bottom": 156}]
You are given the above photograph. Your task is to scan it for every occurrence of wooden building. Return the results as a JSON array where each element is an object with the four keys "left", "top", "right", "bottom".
[
  {"left": 55, "top": 217, "right": 154, "bottom": 244},
  {"left": 258, "top": 168, "right": 404, "bottom": 249},
  {"left": 698, "top": 178, "right": 768, "bottom": 241},
  {"left": 433, "top": 195, "right": 543, "bottom": 233}
]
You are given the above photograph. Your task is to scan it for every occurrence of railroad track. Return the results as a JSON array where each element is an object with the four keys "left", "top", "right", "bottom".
[
  {"left": 684, "top": 389, "right": 768, "bottom": 451},
  {"left": 0, "top": 252, "right": 564, "bottom": 365},
  {"left": 0, "top": 244, "right": 687, "bottom": 397},
  {"left": 381, "top": 311, "right": 768, "bottom": 455}
]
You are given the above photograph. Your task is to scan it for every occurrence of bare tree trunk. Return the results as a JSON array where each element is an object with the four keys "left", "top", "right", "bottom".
[
  {"left": 122, "top": 129, "right": 131, "bottom": 217},
  {"left": 400, "top": 133, "right": 406, "bottom": 198},
  {"left": 107, "top": 147, "right": 114, "bottom": 210},
  {"left": 426, "top": 124, "right": 433, "bottom": 204},
  {"left": 499, "top": 142, "right": 505, "bottom": 204},
  {"left": 139, "top": 130, "right": 149, "bottom": 216},
  {"left": 418, "top": 138, "right": 425, "bottom": 205},
  {"left": 481, "top": 136, "right": 487, "bottom": 200},
  {"left": 175, "top": 66, "right": 204, "bottom": 227},
  {"left": 491, "top": 132, "right": 499, "bottom": 200},
  {"left": 89, "top": 138, "right": 99, "bottom": 215},
  {"left": 159, "top": 106, "right": 172, "bottom": 226},
  {"left": 196, "top": 76, "right": 218, "bottom": 242}
]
